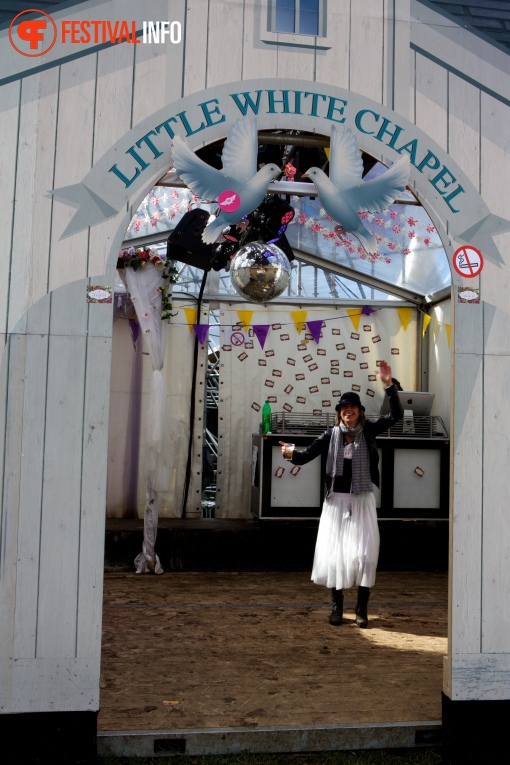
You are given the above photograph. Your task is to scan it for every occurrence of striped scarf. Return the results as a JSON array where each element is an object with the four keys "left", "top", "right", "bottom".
[{"left": 325, "top": 423, "right": 373, "bottom": 494}]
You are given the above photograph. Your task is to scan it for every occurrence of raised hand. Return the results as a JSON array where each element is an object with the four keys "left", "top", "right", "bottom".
[{"left": 377, "top": 360, "right": 393, "bottom": 387}]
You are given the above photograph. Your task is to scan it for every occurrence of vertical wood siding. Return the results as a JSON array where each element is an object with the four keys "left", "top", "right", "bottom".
[{"left": 0, "top": 0, "right": 509, "bottom": 714}]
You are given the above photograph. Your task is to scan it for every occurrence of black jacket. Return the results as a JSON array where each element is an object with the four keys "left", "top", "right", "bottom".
[{"left": 290, "top": 384, "right": 404, "bottom": 491}]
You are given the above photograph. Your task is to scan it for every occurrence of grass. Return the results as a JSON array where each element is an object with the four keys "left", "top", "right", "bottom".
[{"left": 99, "top": 748, "right": 442, "bottom": 765}]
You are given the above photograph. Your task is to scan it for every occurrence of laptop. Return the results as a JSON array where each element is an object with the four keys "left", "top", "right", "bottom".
[{"left": 380, "top": 391, "right": 435, "bottom": 416}]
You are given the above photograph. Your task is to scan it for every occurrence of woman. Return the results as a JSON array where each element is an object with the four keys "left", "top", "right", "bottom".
[{"left": 280, "top": 360, "right": 403, "bottom": 628}]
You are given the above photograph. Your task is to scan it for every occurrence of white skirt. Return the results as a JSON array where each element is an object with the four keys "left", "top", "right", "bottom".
[{"left": 311, "top": 491, "right": 380, "bottom": 590}]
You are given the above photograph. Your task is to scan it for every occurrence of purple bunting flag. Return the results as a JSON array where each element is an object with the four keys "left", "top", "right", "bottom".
[
  {"left": 306, "top": 320, "right": 323, "bottom": 344},
  {"left": 253, "top": 324, "right": 270, "bottom": 349},
  {"left": 361, "top": 306, "right": 376, "bottom": 315},
  {"left": 193, "top": 324, "right": 209, "bottom": 346}
]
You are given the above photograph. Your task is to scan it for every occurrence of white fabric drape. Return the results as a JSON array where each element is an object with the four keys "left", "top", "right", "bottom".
[{"left": 124, "top": 263, "right": 171, "bottom": 574}]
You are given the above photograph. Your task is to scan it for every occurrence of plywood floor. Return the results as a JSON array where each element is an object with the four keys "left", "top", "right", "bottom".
[{"left": 99, "top": 571, "right": 447, "bottom": 731}]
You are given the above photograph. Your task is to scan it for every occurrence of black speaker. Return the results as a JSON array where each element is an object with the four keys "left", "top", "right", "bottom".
[{"left": 167, "top": 209, "right": 215, "bottom": 270}]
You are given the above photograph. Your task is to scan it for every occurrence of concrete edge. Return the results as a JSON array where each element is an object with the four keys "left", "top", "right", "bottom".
[{"left": 97, "top": 720, "right": 442, "bottom": 757}]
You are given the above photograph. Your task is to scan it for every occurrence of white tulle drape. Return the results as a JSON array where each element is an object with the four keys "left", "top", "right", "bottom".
[{"left": 123, "top": 263, "right": 171, "bottom": 574}]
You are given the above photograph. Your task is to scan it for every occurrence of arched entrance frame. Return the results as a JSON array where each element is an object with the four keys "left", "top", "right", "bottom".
[{"left": 0, "top": 79, "right": 505, "bottom": 720}]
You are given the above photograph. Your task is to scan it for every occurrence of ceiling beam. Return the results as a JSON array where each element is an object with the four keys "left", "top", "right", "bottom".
[
  {"left": 120, "top": 233, "right": 426, "bottom": 305},
  {"left": 291, "top": 248, "right": 426, "bottom": 305}
]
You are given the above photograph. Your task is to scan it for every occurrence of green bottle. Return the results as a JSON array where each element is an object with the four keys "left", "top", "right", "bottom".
[{"left": 262, "top": 400, "right": 272, "bottom": 434}]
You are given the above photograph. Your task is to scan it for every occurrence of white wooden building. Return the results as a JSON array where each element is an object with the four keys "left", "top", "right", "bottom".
[{"left": 1, "top": 1, "right": 509, "bottom": 762}]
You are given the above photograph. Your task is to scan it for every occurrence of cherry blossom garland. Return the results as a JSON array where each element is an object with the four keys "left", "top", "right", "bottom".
[
  {"left": 292, "top": 206, "right": 440, "bottom": 264},
  {"left": 128, "top": 187, "right": 199, "bottom": 235}
]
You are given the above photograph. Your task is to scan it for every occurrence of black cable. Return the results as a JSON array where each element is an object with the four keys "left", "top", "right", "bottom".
[{"left": 181, "top": 269, "right": 208, "bottom": 517}]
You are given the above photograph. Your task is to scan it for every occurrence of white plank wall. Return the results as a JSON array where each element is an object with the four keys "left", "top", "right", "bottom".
[
  {"left": 243, "top": 2, "right": 278, "bottom": 81},
  {"left": 445, "top": 65, "right": 483, "bottom": 665},
  {"left": 384, "top": 0, "right": 412, "bottom": 118},
  {"left": 415, "top": 53, "right": 448, "bottom": 150},
  {"left": 479, "top": 92, "right": 510, "bottom": 656},
  {"left": 0, "top": 321, "right": 27, "bottom": 710},
  {"left": 0, "top": 279, "right": 112, "bottom": 709},
  {"left": 447, "top": 73, "right": 480, "bottom": 190},
  {"left": 315, "top": 0, "right": 350, "bottom": 89},
  {"left": 76, "top": 274, "right": 114, "bottom": 659},
  {"left": 35, "top": 282, "right": 88, "bottom": 659},
  {"left": 12, "top": 296, "right": 50, "bottom": 660},
  {"left": 206, "top": 0, "right": 245, "bottom": 88},
  {"left": 48, "top": 58, "right": 96, "bottom": 293},
  {"left": 350, "top": 0, "right": 385, "bottom": 102},
  {"left": 0, "top": 81, "right": 21, "bottom": 343},
  {"left": 183, "top": 0, "right": 209, "bottom": 95},
  {"left": 0, "top": 0, "right": 510, "bottom": 715}
]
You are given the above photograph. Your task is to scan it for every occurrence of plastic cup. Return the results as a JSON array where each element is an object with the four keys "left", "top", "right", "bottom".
[{"left": 283, "top": 443, "right": 295, "bottom": 460}]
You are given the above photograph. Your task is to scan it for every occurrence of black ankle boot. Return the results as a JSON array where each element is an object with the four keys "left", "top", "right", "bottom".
[
  {"left": 329, "top": 588, "right": 343, "bottom": 626},
  {"left": 355, "top": 586, "right": 370, "bottom": 628}
]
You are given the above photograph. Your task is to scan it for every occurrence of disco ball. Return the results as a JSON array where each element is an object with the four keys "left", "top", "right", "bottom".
[{"left": 230, "top": 241, "right": 291, "bottom": 303}]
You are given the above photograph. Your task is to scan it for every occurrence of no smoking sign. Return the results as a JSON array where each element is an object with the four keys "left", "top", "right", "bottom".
[
  {"left": 453, "top": 246, "right": 484, "bottom": 278},
  {"left": 230, "top": 331, "right": 246, "bottom": 346}
]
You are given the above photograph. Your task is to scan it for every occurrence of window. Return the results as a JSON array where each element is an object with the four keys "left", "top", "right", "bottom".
[{"left": 269, "top": 0, "right": 326, "bottom": 38}]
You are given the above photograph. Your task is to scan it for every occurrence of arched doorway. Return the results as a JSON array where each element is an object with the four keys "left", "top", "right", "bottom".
[
  {"left": 1, "top": 79, "right": 497, "bottom": 754},
  {"left": 99, "top": 124, "right": 448, "bottom": 740}
]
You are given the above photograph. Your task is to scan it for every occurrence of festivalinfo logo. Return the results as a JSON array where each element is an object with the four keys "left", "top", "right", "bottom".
[{"left": 9, "top": 9, "right": 182, "bottom": 56}]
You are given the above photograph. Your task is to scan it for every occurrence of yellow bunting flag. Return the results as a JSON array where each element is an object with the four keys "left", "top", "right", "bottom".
[
  {"left": 291, "top": 310, "right": 308, "bottom": 333},
  {"left": 237, "top": 310, "right": 253, "bottom": 332},
  {"left": 445, "top": 324, "right": 451, "bottom": 348},
  {"left": 346, "top": 309, "right": 361, "bottom": 332},
  {"left": 397, "top": 307, "right": 413, "bottom": 331},
  {"left": 422, "top": 314, "right": 431, "bottom": 337},
  {"left": 183, "top": 307, "right": 197, "bottom": 333}
]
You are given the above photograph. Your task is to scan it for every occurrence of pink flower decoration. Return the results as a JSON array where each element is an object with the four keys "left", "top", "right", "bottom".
[
  {"left": 298, "top": 213, "right": 307, "bottom": 224},
  {"left": 408, "top": 230, "right": 415, "bottom": 239},
  {"left": 311, "top": 223, "right": 322, "bottom": 233},
  {"left": 284, "top": 162, "right": 297, "bottom": 180},
  {"left": 375, "top": 235, "right": 382, "bottom": 242},
  {"left": 171, "top": 190, "right": 179, "bottom": 199},
  {"left": 403, "top": 248, "right": 411, "bottom": 256},
  {"left": 392, "top": 224, "right": 401, "bottom": 234},
  {"left": 407, "top": 217, "right": 418, "bottom": 226},
  {"left": 390, "top": 209, "right": 398, "bottom": 219},
  {"left": 385, "top": 257, "right": 392, "bottom": 264},
  {"left": 359, "top": 211, "right": 368, "bottom": 219},
  {"left": 133, "top": 220, "right": 141, "bottom": 232},
  {"left": 151, "top": 196, "right": 159, "bottom": 206},
  {"left": 375, "top": 218, "right": 384, "bottom": 226},
  {"left": 388, "top": 242, "right": 395, "bottom": 250},
  {"left": 426, "top": 224, "right": 435, "bottom": 233}
]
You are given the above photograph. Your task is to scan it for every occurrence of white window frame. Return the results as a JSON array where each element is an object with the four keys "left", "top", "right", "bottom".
[{"left": 261, "top": 0, "right": 332, "bottom": 49}]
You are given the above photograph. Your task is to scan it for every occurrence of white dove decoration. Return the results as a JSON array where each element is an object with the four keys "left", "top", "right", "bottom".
[
  {"left": 304, "top": 125, "right": 410, "bottom": 255},
  {"left": 171, "top": 118, "right": 281, "bottom": 244}
]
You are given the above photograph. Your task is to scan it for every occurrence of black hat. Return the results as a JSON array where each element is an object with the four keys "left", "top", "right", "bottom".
[{"left": 335, "top": 391, "right": 365, "bottom": 412}]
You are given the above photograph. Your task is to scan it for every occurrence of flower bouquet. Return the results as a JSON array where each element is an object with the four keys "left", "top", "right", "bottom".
[{"left": 119, "top": 247, "right": 178, "bottom": 320}]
